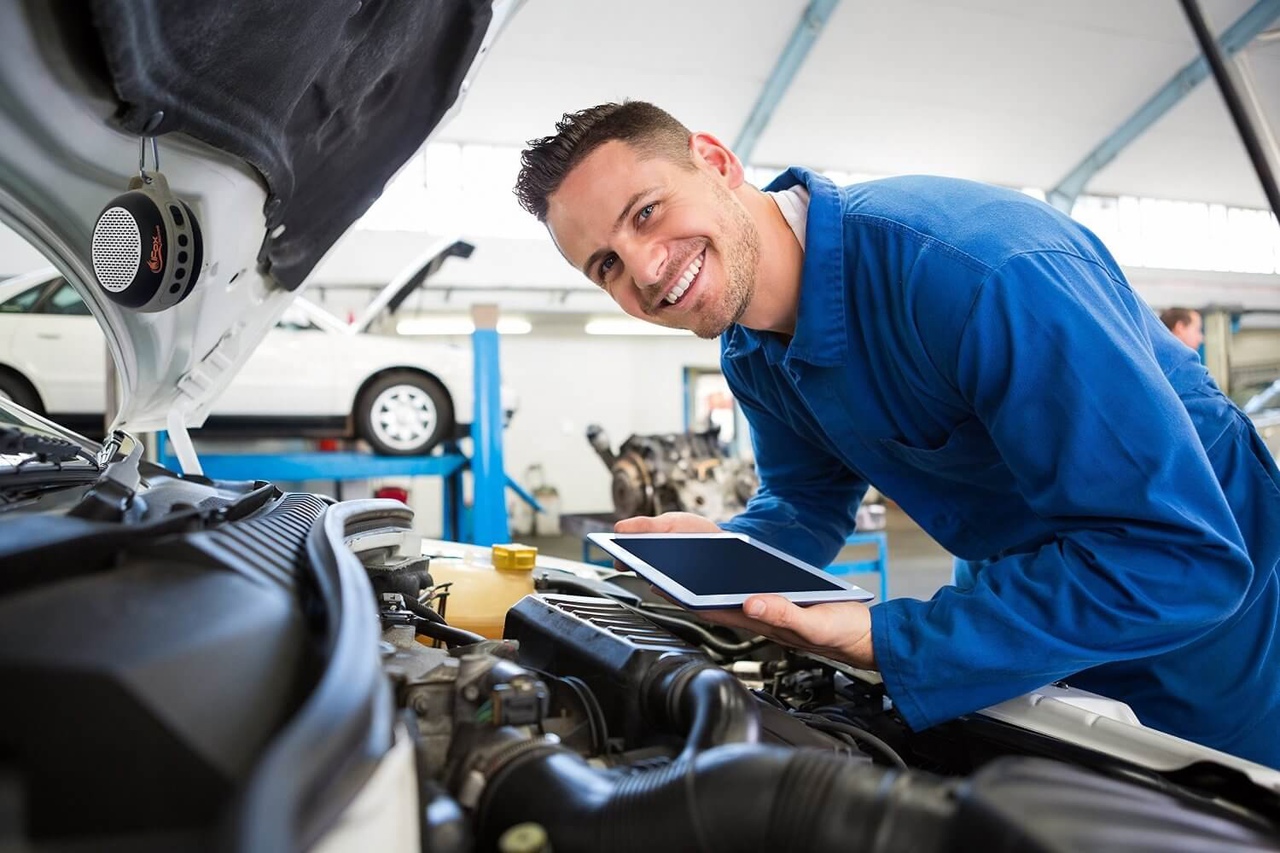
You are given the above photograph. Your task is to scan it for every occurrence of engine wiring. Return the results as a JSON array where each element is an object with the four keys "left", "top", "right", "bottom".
[
  {"left": 627, "top": 601, "right": 772, "bottom": 660},
  {"left": 791, "top": 711, "right": 909, "bottom": 770},
  {"left": 749, "top": 682, "right": 909, "bottom": 769},
  {"left": 526, "top": 669, "right": 615, "bottom": 758}
]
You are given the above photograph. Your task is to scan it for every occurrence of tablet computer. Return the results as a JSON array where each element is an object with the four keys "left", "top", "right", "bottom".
[{"left": 586, "top": 532, "right": 875, "bottom": 610}]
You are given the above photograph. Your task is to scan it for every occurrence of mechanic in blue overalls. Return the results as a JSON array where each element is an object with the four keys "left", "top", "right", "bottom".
[{"left": 514, "top": 101, "right": 1280, "bottom": 768}]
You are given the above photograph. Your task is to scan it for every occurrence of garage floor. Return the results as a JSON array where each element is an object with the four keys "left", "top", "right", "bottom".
[{"left": 525, "top": 503, "right": 954, "bottom": 602}]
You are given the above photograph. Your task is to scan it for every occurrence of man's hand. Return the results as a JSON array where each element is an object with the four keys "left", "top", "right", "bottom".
[
  {"left": 610, "top": 514, "right": 877, "bottom": 670},
  {"left": 699, "top": 596, "right": 877, "bottom": 671},
  {"left": 614, "top": 512, "right": 721, "bottom": 534},
  {"left": 609, "top": 512, "right": 721, "bottom": 572}
]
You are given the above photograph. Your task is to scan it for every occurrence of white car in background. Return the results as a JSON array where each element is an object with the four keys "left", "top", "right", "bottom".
[{"left": 0, "top": 249, "right": 516, "bottom": 455}]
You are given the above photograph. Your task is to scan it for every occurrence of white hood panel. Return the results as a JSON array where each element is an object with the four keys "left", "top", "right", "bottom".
[
  {"left": 0, "top": 3, "right": 298, "bottom": 434},
  {"left": 0, "top": 1, "right": 520, "bottom": 436}
]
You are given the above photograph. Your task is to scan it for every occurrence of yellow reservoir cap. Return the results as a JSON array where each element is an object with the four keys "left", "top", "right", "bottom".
[{"left": 491, "top": 543, "right": 537, "bottom": 571}]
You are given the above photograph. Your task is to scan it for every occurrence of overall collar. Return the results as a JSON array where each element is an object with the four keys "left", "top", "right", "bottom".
[{"left": 721, "top": 167, "right": 847, "bottom": 368}]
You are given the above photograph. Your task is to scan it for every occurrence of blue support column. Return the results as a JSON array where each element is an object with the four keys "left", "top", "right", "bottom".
[
  {"left": 1047, "top": 0, "right": 1280, "bottom": 212},
  {"left": 442, "top": 439, "right": 463, "bottom": 541},
  {"left": 470, "top": 304, "right": 509, "bottom": 546},
  {"left": 733, "top": 0, "right": 841, "bottom": 164}
]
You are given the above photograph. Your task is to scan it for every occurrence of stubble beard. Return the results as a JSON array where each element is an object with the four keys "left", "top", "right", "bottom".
[{"left": 691, "top": 188, "right": 760, "bottom": 340}]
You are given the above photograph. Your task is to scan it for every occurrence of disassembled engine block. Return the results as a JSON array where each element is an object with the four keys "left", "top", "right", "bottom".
[{"left": 586, "top": 424, "right": 759, "bottom": 521}]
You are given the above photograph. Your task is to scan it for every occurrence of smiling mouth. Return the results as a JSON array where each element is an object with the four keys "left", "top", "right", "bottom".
[{"left": 658, "top": 249, "right": 705, "bottom": 311}]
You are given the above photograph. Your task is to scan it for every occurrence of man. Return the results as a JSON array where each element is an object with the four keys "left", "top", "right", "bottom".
[
  {"left": 1161, "top": 306, "right": 1205, "bottom": 351},
  {"left": 514, "top": 101, "right": 1280, "bottom": 767}
]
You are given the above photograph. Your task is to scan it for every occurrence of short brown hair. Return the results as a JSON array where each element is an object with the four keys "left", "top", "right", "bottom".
[
  {"left": 1160, "top": 307, "right": 1198, "bottom": 331},
  {"left": 514, "top": 101, "right": 692, "bottom": 221}
]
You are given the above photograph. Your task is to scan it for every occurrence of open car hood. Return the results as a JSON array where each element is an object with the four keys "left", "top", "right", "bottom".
[{"left": 0, "top": 0, "right": 517, "bottom": 434}]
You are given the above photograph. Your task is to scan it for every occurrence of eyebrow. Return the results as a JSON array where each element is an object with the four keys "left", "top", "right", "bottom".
[{"left": 580, "top": 186, "right": 660, "bottom": 280}]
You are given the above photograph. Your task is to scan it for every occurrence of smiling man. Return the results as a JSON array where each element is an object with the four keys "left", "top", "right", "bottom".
[{"left": 514, "top": 101, "right": 1280, "bottom": 767}]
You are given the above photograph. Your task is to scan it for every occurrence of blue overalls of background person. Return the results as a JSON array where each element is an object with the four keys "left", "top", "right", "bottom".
[{"left": 718, "top": 167, "right": 1280, "bottom": 768}]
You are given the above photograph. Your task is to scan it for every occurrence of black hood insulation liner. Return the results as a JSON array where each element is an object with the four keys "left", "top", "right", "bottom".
[{"left": 87, "top": 0, "right": 494, "bottom": 289}]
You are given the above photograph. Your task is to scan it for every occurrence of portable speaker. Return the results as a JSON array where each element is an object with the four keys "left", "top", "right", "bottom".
[{"left": 91, "top": 170, "right": 203, "bottom": 312}]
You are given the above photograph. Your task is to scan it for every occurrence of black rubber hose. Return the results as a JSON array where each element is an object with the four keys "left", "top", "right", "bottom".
[
  {"left": 627, "top": 603, "right": 771, "bottom": 657},
  {"left": 407, "top": 612, "right": 486, "bottom": 648},
  {"left": 477, "top": 743, "right": 956, "bottom": 853},
  {"left": 645, "top": 661, "right": 760, "bottom": 762},
  {"left": 402, "top": 598, "right": 449, "bottom": 625}
]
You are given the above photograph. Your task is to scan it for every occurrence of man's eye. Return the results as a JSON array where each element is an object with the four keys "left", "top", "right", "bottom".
[
  {"left": 598, "top": 254, "right": 617, "bottom": 281},
  {"left": 638, "top": 203, "right": 655, "bottom": 222}
]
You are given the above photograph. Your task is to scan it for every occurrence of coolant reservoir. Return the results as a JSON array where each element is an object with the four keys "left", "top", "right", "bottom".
[{"left": 428, "top": 544, "right": 538, "bottom": 639}]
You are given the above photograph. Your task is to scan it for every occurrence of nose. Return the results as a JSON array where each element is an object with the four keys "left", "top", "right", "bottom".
[{"left": 621, "top": 236, "right": 666, "bottom": 289}]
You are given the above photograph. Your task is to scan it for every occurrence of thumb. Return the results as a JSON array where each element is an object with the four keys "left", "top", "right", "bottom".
[{"left": 742, "top": 594, "right": 796, "bottom": 624}]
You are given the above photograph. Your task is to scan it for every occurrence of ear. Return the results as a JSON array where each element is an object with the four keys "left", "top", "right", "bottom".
[{"left": 689, "top": 131, "right": 745, "bottom": 189}]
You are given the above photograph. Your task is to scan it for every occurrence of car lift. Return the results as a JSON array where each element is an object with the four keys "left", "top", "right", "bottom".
[{"left": 161, "top": 302, "right": 535, "bottom": 546}]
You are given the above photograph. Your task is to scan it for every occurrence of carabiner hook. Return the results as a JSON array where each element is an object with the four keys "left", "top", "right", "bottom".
[{"left": 137, "top": 137, "right": 161, "bottom": 183}]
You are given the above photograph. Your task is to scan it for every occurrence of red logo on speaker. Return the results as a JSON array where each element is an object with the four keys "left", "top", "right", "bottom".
[{"left": 147, "top": 226, "right": 163, "bottom": 273}]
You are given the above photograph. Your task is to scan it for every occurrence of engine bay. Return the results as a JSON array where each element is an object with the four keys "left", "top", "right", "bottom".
[{"left": 2, "top": 475, "right": 1279, "bottom": 852}]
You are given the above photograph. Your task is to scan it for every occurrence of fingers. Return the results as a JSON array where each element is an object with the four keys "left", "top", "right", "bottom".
[
  {"left": 665, "top": 595, "right": 877, "bottom": 670},
  {"left": 613, "top": 512, "right": 721, "bottom": 534},
  {"left": 614, "top": 515, "right": 659, "bottom": 533},
  {"left": 741, "top": 596, "right": 871, "bottom": 651}
]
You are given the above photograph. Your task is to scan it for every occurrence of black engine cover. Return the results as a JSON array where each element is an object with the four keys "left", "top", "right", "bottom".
[
  {"left": 0, "top": 494, "right": 326, "bottom": 843},
  {"left": 503, "top": 594, "right": 703, "bottom": 747}
]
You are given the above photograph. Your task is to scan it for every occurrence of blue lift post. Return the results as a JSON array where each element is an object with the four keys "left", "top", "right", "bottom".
[
  {"left": 469, "top": 304, "right": 509, "bottom": 546},
  {"left": 1047, "top": 0, "right": 1280, "bottom": 212}
]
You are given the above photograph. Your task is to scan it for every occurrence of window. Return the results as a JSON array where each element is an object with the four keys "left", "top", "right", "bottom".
[
  {"left": 684, "top": 367, "right": 741, "bottom": 452},
  {"left": 0, "top": 283, "right": 45, "bottom": 313},
  {"left": 44, "top": 281, "right": 91, "bottom": 316}
]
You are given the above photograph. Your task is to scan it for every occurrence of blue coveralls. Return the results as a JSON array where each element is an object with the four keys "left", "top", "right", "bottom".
[{"left": 719, "top": 168, "right": 1280, "bottom": 767}]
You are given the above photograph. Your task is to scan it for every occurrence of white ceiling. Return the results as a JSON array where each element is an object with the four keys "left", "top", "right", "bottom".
[{"left": 439, "top": 0, "right": 1280, "bottom": 209}]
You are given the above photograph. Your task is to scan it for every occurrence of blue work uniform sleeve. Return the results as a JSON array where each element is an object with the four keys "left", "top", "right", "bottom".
[
  {"left": 719, "top": 383, "right": 868, "bottom": 568},
  {"left": 872, "top": 249, "right": 1255, "bottom": 730}
]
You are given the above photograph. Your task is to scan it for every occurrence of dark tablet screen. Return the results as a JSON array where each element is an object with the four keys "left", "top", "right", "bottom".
[{"left": 610, "top": 536, "right": 844, "bottom": 595}]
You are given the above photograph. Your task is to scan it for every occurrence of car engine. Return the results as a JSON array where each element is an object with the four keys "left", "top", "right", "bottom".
[
  {"left": 367, "top": 532, "right": 1280, "bottom": 852},
  {"left": 585, "top": 424, "right": 759, "bottom": 522},
  {"left": 3, "top": 471, "right": 1279, "bottom": 852}
]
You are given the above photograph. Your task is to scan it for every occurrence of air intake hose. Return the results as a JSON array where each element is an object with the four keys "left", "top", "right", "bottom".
[
  {"left": 477, "top": 744, "right": 955, "bottom": 852},
  {"left": 477, "top": 657, "right": 952, "bottom": 852},
  {"left": 644, "top": 658, "right": 760, "bottom": 761}
]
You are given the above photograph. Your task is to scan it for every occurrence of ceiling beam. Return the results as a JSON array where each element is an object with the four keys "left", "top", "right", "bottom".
[
  {"left": 1047, "top": 0, "right": 1280, "bottom": 212},
  {"left": 733, "top": 0, "right": 841, "bottom": 164}
]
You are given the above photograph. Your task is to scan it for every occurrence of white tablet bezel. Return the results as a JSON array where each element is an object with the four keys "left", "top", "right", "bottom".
[{"left": 586, "top": 531, "right": 875, "bottom": 609}]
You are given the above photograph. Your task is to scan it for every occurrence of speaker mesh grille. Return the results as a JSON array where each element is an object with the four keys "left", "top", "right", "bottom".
[{"left": 92, "top": 207, "right": 141, "bottom": 293}]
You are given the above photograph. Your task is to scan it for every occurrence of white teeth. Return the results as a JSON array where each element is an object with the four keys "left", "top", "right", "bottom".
[{"left": 665, "top": 253, "right": 703, "bottom": 305}]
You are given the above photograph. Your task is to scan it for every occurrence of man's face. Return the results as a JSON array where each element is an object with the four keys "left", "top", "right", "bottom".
[
  {"left": 545, "top": 138, "right": 759, "bottom": 340},
  {"left": 1175, "top": 311, "right": 1204, "bottom": 350}
]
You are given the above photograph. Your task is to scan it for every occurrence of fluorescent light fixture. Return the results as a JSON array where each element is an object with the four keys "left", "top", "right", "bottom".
[
  {"left": 584, "top": 317, "right": 694, "bottom": 336},
  {"left": 397, "top": 316, "right": 532, "bottom": 335}
]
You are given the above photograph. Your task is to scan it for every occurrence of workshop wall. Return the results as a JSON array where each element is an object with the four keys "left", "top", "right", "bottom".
[{"left": 501, "top": 332, "right": 724, "bottom": 514}]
